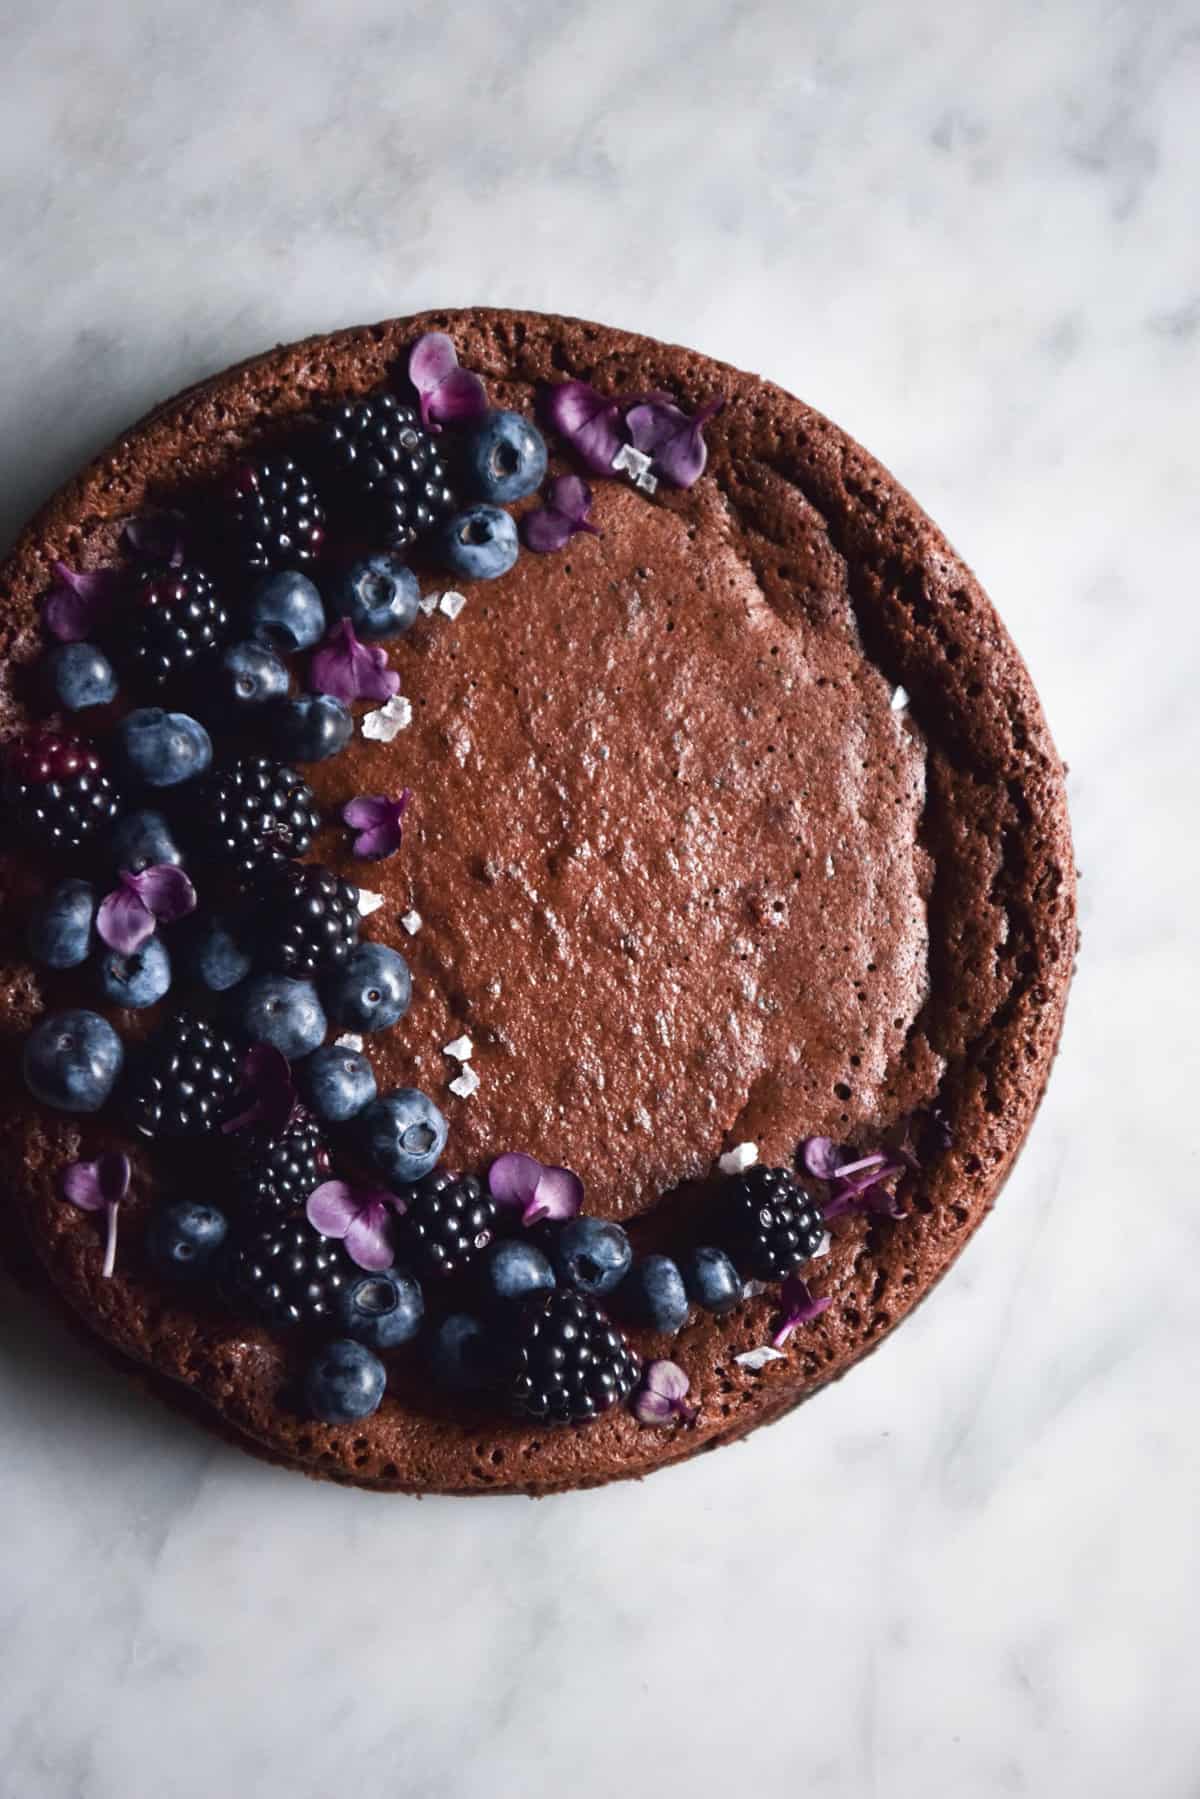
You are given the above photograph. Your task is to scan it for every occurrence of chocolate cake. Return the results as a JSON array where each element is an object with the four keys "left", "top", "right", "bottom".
[{"left": 0, "top": 308, "right": 1076, "bottom": 1495}]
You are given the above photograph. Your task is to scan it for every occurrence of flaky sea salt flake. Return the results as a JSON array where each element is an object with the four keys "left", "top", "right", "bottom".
[
  {"left": 449, "top": 1065, "right": 481, "bottom": 1099},
  {"left": 438, "top": 590, "right": 467, "bottom": 620},
  {"left": 361, "top": 694, "right": 413, "bottom": 742},
  {"left": 443, "top": 1035, "right": 473, "bottom": 1062},
  {"left": 418, "top": 590, "right": 440, "bottom": 615},
  {"left": 400, "top": 910, "right": 422, "bottom": 935},
  {"left": 890, "top": 685, "right": 909, "bottom": 712},
  {"left": 634, "top": 466, "right": 659, "bottom": 495},
  {"left": 355, "top": 888, "right": 384, "bottom": 916},
  {"left": 717, "top": 1141, "right": 759, "bottom": 1176},
  {"left": 734, "top": 1347, "right": 786, "bottom": 1372},
  {"left": 334, "top": 1033, "right": 364, "bottom": 1052}
]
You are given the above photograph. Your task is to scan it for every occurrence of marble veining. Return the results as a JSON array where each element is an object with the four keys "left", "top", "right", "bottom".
[{"left": 1, "top": 1, "right": 1198, "bottom": 1794}]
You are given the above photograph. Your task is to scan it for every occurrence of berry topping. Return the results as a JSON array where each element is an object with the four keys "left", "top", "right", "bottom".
[
  {"left": 217, "top": 640, "right": 290, "bottom": 712},
  {"left": 336, "top": 1267, "right": 424, "bottom": 1351},
  {"left": 328, "top": 553, "right": 420, "bottom": 641},
  {"left": 245, "top": 569, "right": 326, "bottom": 652},
  {"left": 146, "top": 1199, "right": 228, "bottom": 1280},
  {"left": 123, "top": 1010, "right": 242, "bottom": 1139},
  {"left": 190, "top": 756, "right": 319, "bottom": 884},
  {"left": 232, "top": 974, "right": 327, "bottom": 1061},
  {"left": 27, "top": 879, "right": 96, "bottom": 969},
  {"left": 229, "top": 1113, "right": 331, "bottom": 1222},
  {"left": 394, "top": 1168, "right": 496, "bottom": 1282},
  {"left": 268, "top": 693, "right": 353, "bottom": 763},
  {"left": 115, "top": 708, "right": 212, "bottom": 788},
  {"left": 316, "top": 394, "right": 456, "bottom": 547},
  {"left": 5, "top": 730, "right": 119, "bottom": 854},
  {"left": 225, "top": 458, "right": 325, "bottom": 572},
  {"left": 461, "top": 410, "right": 548, "bottom": 504},
  {"left": 47, "top": 641, "right": 118, "bottom": 711},
  {"left": 255, "top": 863, "right": 361, "bottom": 979},
  {"left": 23, "top": 1008, "right": 124, "bottom": 1114},
  {"left": 679, "top": 1245, "right": 741, "bottom": 1316},
  {"left": 506, "top": 1290, "right": 639, "bottom": 1426},
  {"left": 546, "top": 1215, "right": 633, "bottom": 1298},
  {"left": 126, "top": 562, "right": 230, "bottom": 692},
  {"left": 357, "top": 1089, "right": 448, "bottom": 1186},
  {"left": 303, "top": 1338, "right": 386, "bottom": 1423},
  {"left": 299, "top": 1043, "right": 377, "bottom": 1123},
  {"left": 228, "top": 1214, "right": 354, "bottom": 1330},
  {"left": 96, "top": 936, "right": 173, "bottom": 1009},
  {"left": 110, "top": 808, "right": 183, "bottom": 873},
  {"left": 717, "top": 1164, "right": 825, "bottom": 1282},
  {"left": 320, "top": 940, "right": 410, "bottom": 1034},
  {"left": 479, "top": 1238, "right": 556, "bottom": 1308},
  {"left": 438, "top": 504, "right": 519, "bottom": 582},
  {"left": 618, "top": 1254, "right": 689, "bottom": 1335}
]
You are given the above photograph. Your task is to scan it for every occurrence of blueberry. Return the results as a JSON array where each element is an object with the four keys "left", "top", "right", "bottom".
[
  {"left": 246, "top": 570, "right": 326, "bottom": 652},
  {"left": 23, "top": 1008, "right": 124, "bottom": 1112},
  {"left": 462, "top": 411, "right": 548, "bottom": 504},
  {"left": 439, "top": 505, "right": 519, "bottom": 582},
  {"left": 97, "top": 937, "right": 172, "bottom": 1009},
  {"left": 329, "top": 553, "right": 420, "bottom": 641},
  {"left": 304, "top": 1338, "right": 386, "bottom": 1423},
  {"left": 618, "top": 1254, "right": 689, "bottom": 1334},
  {"left": 110, "top": 808, "right": 183, "bottom": 873},
  {"left": 269, "top": 694, "right": 352, "bottom": 763},
  {"left": 547, "top": 1216, "right": 632, "bottom": 1297},
  {"left": 28, "top": 879, "right": 96, "bottom": 968},
  {"left": 480, "top": 1238, "right": 556, "bottom": 1307},
  {"left": 219, "top": 639, "right": 290, "bottom": 712},
  {"left": 680, "top": 1245, "right": 742, "bottom": 1316},
  {"left": 184, "top": 915, "right": 253, "bottom": 992},
  {"left": 357, "top": 1089, "right": 447, "bottom": 1185},
  {"left": 146, "top": 1199, "right": 227, "bottom": 1280},
  {"left": 428, "top": 1313, "right": 492, "bottom": 1391},
  {"left": 321, "top": 942, "right": 411, "bottom": 1034},
  {"left": 116, "top": 708, "right": 212, "bottom": 787},
  {"left": 299, "top": 1043, "right": 377, "bottom": 1122},
  {"left": 47, "top": 641, "right": 117, "bottom": 711},
  {"left": 336, "top": 1267, "right": 424, "bottom": 1350},
  {"left": 233, "top": 974, "right": 326, "bottom": 1059}
]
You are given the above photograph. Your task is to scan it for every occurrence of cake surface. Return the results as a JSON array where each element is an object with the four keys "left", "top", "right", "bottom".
[{"left": 0, "top": 308, "right": 1075, "bottom": 1494}]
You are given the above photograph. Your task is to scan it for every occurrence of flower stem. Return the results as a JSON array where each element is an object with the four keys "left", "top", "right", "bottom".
[{"left": 102, "top": 1201, "right": 119, "bottom": 1279}]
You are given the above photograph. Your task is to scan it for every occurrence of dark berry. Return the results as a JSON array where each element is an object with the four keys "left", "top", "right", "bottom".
[
  {"left": 479, "top": 1239, "right": 556, "bottom": 1307},
  {"left": 5, "top": 730, "right": 120, "bottom": 855},
  {"left": 506, "top": 1290, "right": 639, "bottom": 1426},
  {"left": 328, "top": 553, "right": 420, "bottom": 640},
  {"left": 146, "top": 1199, "right": 227, "bottom": 1280},
  {"left": 316, "top": 394, "right": 456, "bottom": 547},
  {"left": 217, "top": 640, "right": 290, "bottom": 713},
  {"left": 321, "top": 941, "right": 409, "bottom": 1033},
  {"left": 245, "top": 570, "right": 326, "bottom": 652},
  {"left": 256, "top": 863, "right": 360, "bottom": 978},
  {"left": 125, "top": 563, "right": 230, "bottom": 693},
  {"left": 116, "top": 708, "right": 211, "bottom": 787},
  {"left": 229, "top": 1114, "right": 331, "bottom": 1221},
  {"left": 47, "top": 641, "right": 117, "bottom": 710},
  {"left": 718, "top": 1165, "right": 825, "bottom": 1282},
  {"left": 23, "top": 1008, "right": 124, "bottom": 1113},
  {"left": 123, "top": 1010, "right": 242, "bottom": 1139},
  {"left": 225, "top": 458, "right": 324, "bottom": 573},
  {"left": 394, "top": 1168, "right": 495, "bottom": 1282},
  {"left": 428, "top": 1313, "right": 493, "bottom": 1391},
  {"left": 183, "top": 914, "right": 254, "bottom": 992},
  {"left": 97, "top": 937, "right": 172, "bottom": 1009},
  {"left": 680, "top": 1245, "right": 742, "bottom": 1315},
  {"left": 336, "top": 1267, "right": 424, "bottom": 1351},
  {"left": 229, "top": 1215, "right": 354, "bottom": 1330},
  {"left": 110, "top": 808, "right": 183, "bottom": 873},
  {"left": 439, "top": 505, "right": 519, "bottom": 581},
  {"left": 28, "top": 879, "right": 96, "bottom": 968},
  {"left": 299, "top": 1043, "right": 377, "bottom": 1123},
  {"left": 618, "top": 1255, "right": 689, "bottom": 1334},
  {"left": 268, "top": 694, "right": 353, "bottom": 763},
  {"left": 357, "top": 1089, "right": 447, "bottom": 1185},
  {"left": 304, "top": 1339, "right": 386, "bottom": 1422},
  {"left": 232, "top": 974, "right": 326, "bottom": 1060},
  {"left": 461, "top": 410, "right": 548, "bottom": 504},
  {"left": 190, "top": 756, "right": 319, "bottom": 884},
  {"left": 547, "top": 1216, "right": 632, "bottom": 1298}
]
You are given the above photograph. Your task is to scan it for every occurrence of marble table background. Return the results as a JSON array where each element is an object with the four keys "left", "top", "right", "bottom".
[{"left": 2, "top": 1, "right": 1197, "bottom": 1793}]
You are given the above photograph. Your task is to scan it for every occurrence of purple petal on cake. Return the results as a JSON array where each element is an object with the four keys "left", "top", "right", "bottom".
[
  {"left": 537, "top": 381, "right": 628, "bottom": 475},
  {"left": 121, "top": 513, "right": 185, "bottom": 566},
  {"left": 126, "top": 863, "right": 196, "bottom": 923},
  {"left": 306, "top": 1181, "right": 395, "bottom": 1271},
  {"left": 821, "top": 1162, "right": 907, "bottom": 1222},
  {"left": 770, "top": 1274, "right": 831, "bottom": 1348},
  {"left": 526, "top": 1164, "right": 585, "bottom": 1226},
  {"left": 61, "top": 1152, "right": 130, "bottom": 1278},
  {"left": 488, "top": 1151, "right": 544, "bottom": 1212},
  {"left": 800, "top": 1136, "right": 845, "bottom": 1179},
  {"left": 42, "top": 561, "right": 124, "bottom": 642},
  {"left": 521, "top": 476, "right": 602, "bottom": 554},
  {"left": 310, "top": 619, "right": 401, "bottom": 703},
  {"left": 408, "top": 332, "right": 488, "bottom": 431},
  {"left": 342, "top": 789, "right": 411, "bottom": 861},
  {"left": 222, "top": 1044, "right": 298, "bottom": 1137},
  {"left": 625, "top": 395, "right": 724, "bottom": 488},
  {"left": 95, "top": 884, "right": 156, "bottom": 954},
  {"left": 633, "top": 1359, "right": 698, "bottom": 1425}
]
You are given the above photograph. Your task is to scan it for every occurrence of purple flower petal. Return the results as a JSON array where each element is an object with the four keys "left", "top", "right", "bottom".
[
  {"left": 537, "top": 381, "right": 628, "bottom": 476},
  {"left": 42, "top": 561, "right": 124, "bottom": 643},
  {"left": 222, "top": 1045, "right": 298, "bottom": 1137},
  {"left": 96, "top": 884, "right": 156, "bottom": 954},
  {"left": 770, "top": 1275, "right": 831, "bottom": 1348},
  {"left": 125, "top": 863, "right": 196, "bottom": 924},
  {"left": 625, "top": 395, "right": 724, "bottom": 489},
  {"left": 633, "top": 1359, "right": 697, "bottom": 1425},
  {"left": 800, "top": 1136, "right": 845, "bottom": 1179},
  {"left": 121, "top": 513, "right": 185, "bottom": 566},
  {"left": 342, "top": 789, "right": 411, "bottom": 861},
  {"left": 526, "top": 1165, "right": 584, "bottom": 1226},
  {"left": 408, "top": 333, "right": 488, "bottom": 431},
  {"left": 821, "top": 1163, "right": 907, "bottom": 1222},
  {"left": 61, "top": 1152, "right": 131, "bottom": 1213},
  {"left": 488, "top": 1152, "right": 544, "bottom": 1212},
  {"left": 306, "top": 1181, "right": 396, "bottom": 1271},
  {"left": 521, "top": 475, "right": 602, "bottom": 554},
  {"left": 310, "top": 620, "right": 401, "bottom": 704}
]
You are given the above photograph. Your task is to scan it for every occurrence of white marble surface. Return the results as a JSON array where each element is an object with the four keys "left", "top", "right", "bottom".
[{"left": 2, "top": 1, "right": 1198, "bottom": 1793}]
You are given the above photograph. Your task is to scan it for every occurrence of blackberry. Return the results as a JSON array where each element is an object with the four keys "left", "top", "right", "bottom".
[
  {"left": 256, "top": 862, "right": 360, "bottom": 977},
  {"left": 316, "top": 394, "right": 456, "bottom": 547},
  {"left": 394, "top": 1168, "right": 496, "bottom": 1281},
  {"left": 4, "top": 731, "right": 120, "bottom": 856},
  {"left": 228, "top": 1215, "right": 353, "bottom": 1330},
  {"left": 123, "top": 1010, "right": 243, "bottom": 1140},
  {"left": 507, "top": 1291, "right": 640, "bottom": 1426},
  {"left": 125, "top": 563, "right": 230, "bottom": 692},
  {"left": 718, "top": 1164, "right": 825, "bottom": 1282},
  {"left": 229, "top": 1114, "right": 331, "bottom": 1221},
  {"left": 225, "top": 457, "right": 325, "bottom": 572},
  {"left": 190, "top": 757, "right": 319, "bottom": 883}
]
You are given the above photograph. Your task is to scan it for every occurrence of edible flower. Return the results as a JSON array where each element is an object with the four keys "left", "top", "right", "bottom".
[
  {"left": 222, "top": 1045, "right": 299, "bottom": 1138},
  {"left": 310, "top": 619, "right": 400, "bottom": 704},
  {"left": 488, "top": 1152, "right": 583, "bottom": 1227},
  {"left": 408, "top": 332, "right": 489, "bottom": 431},
  {"left": 42, "top": 560, "right": 124, "bottom": 643},
  {"left": 521, "top": 475, "right": 601, "bottom": 554},
  {"left": 624, "top": 395, "right": 724, "bottom": 489},
  {"left": 770, "top": 1273, "right": 831, "bottom": 1348},
  {"left": 307, "top": 1181, "right": 401, "bottom": 1272},
  {"left": 95, "top": 864, "right": 196, "bottom": 955},
  {"left": 537, "top": 380, "right": 628, "bottom": 475},
  {"left": 120, "top": 512, "right": 185, "bottom": 565},
  {"left": 61, "top": 1152, "right": 131, "bottom": 1279},
  {"left": 342, "top": 789, "right": 411, "bottom": 861},
  {"left": 632, "top": 1359, "right": 698, "bottom": 1426}
]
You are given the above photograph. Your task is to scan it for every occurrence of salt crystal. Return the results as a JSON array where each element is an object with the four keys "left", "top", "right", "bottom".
[
  {"left": 400, "top": 910, "right": 422, "bottom": 935},
  {"left": 438, "top": 590, "right": 467, "bottom": 620},
  {"left": 717, "top": 1141, "right": 759, "bottom": 1176},
  {"left": 333, "top": 1033, "right": 364, "bottom": 1052},
  {"left": 812, "top": 1232, "right": 832, "bottom": 1260},
  {"left": 449, "top": 1065, "right": 480, "bottom": 1099},
  {"left": 634, "top": 467, "right": 659, "bottom": 495},
  {"left": 443, "top": 1034, "right": 473, "bottom": 1062},
  {"left": 361, "top": 694, "right": 412, "bottom": 742},
  {"left": 825, "top": 854, "right": 835, "bottom": 878},
  {"left": 418, "top": 591, "right": 439, "bottom": 615},
  {"left": 356, "top": 888, "right": 384, "bottom": 916},
  {"left": 890, "top": 685, "right": 909, "bottom": 712},
  {"left": 613, "top": 444, "right": 651, "bottom": 475},
  {"left": 734, "top": 1347, "right": 786, "bottom": 1372}
]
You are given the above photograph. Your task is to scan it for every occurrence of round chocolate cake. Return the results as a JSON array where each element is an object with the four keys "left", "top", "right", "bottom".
[{"left": 0, "top": 309, "right": 1075, "bottom": 1494}]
